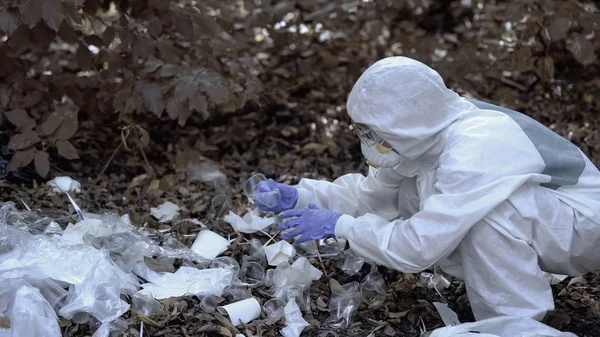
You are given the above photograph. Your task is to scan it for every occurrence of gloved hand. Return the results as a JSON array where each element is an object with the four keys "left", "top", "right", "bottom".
[
  {"left": 255, "top": 179, "right": 298, "bottom": 213},
  {"left": 277, "top": 204, "right": 342, "bottom": 243}
]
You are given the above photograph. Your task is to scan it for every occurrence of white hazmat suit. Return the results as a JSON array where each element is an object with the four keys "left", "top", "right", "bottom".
[{"left": 292, "top": 57, "right": 600, "bottom": 321}]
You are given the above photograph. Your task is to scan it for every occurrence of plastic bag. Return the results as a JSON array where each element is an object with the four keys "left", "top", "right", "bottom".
[
  {"left": 138, "top": 266, "right": 234, "bottom": 300},
  {"left": 424, "top": 316, "right": 578, "bottom": 337},
  {"left": 0, "top": 279, "right": 62, "bottom": 337},
  {"left": 59, "top": 257, "right": 133, "bottom": 324}
]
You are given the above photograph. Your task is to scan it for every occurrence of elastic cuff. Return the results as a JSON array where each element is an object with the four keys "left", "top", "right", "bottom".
[
  {"left": 334, "top": 214, "right": 355, "bottom": 239},
  {"left": 294, "top": 188, "right": 313, "bottom": 209}
]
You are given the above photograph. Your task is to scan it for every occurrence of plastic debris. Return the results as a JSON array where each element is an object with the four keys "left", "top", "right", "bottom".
[
  {"left": 420, "top": 267, "right": 452, "bottom": 291},
  {"left": 291, "top": 257, "right": 323, "bottom": 280},
  {"left": 432, "top": 302, "right": 460, "bottom": 327},
  {"left": 360, "top": 270, "right": 386, "bottom": 307},
  {"left": 210, "top": 257, "right": 240, "bottom": 278},
  {"left": 138, "top": 266, "right": 234, "bottom": 299},
  {"left": 59, "top": 257, "right": 133, "bottom": 325},
  {"left": 339, "top": 249, "right": 365, "bottom": 276},
  {"left": 0, "top": 279, "right": 62, "bottom": 337},
  {"left": 243, "top": 173, "right": 282, "bottom": 208},
  {"left": 186, "top": 157, "right": 231, "bottom": 197},
  {"left": 197, "top": 294, "right": 219, "bottom": 313},
  {"left": 48, "top": 176, "right": 81, "bottom": 194},
  {"left": 545, "top": 272, "right": 569, "bottom": 285},
  {"left": 325, "top": 281, "right": 361, "bottom": 329},
  {"left": 150, "top": 201, "right": 180, "bottom": 223},
  {"left": 424, "top": 315, "right": 578, "bottom": 337},
  {"left": 132, "top": 291, "right": 164, "bottom": 316},
  {"left": 239, "top": 261, "right": 265, "bottom": 286},
  {"left": 264, "top": 241, "right": 295, "bottom": 266},
  {"left": 224, "top": 209, "right": 275, "bottom": 234},
  {"left": 263, "top": 298, "right": 287, "bottom": 325},
  {"left": 281, "top": 299, "right": 310, "bottom": 337},
  {"left": 190, "top": 230, "right": 230, "bottom": 260},
  {"left": 217, "top": 297, "right": 261, "bottom": 326}
]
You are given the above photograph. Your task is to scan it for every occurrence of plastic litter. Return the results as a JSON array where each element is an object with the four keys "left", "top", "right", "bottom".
[
  {"left": 59, "top": 257, "right": 133, "bottom": 325},
  {"left": 325, "top": 281, "right": 361, "bottom": 329},
  {"left": 339, "top": 249, "right": 365, "bottom": 276},
  {"left": 420, "top": 267, "right": 452, "bottom": 292},
  {"left": 132, "top": 291, "right": 163, "bottom": 317},
  {"left": 423, "top": 315, "right": 578, "bottom": 337},
  {"left": 281, "top": 299, "right": 310, "bottom": 337},
  {"left": 190, "top": 230, "right": 230, "bottom": 260},
  {"left": 263, "top": 298, "right": 287, "bottom": 325},
  {"left": 360, "top": 270, "right": 386, "bottom": 307},
  {"left": 222, "top": 283, "right": 253, "bottom": 302},
  {"left": 224, "top": 209, "right": 275, "bottom": 234},
  {"left": 291, "top": 257, "right": 323, "bottom": 280},
  {"left": 318, "top": 238, "right": 344, "bottom": 255},
  {"left": 210, "top": 257, "right": 241, "bottom": 279},
  {"left": 217, "top": 297, "right": 261, "bottom": 326},
  {"left": 243, "top": 173, "right": 282, "bottom": 208},
  {"left": 210, "top": 194, "right": 232, "bottom": 219},
  {"left": 239, "top": 261, "right": 265, "bottom": 286},
  {"left": 138, "top": 266, "right": 234, "bottom": 299},
  {"left": 0, "top": 279, "right": 62, "bottom": 337},
  {"left": 150, "top": 201, "right": 180, "bottom": 223},
  {"left": 264, "top": 241, "right": 295, "bottom": 266},
  {"left": 186, "top": 157, "right": 231, "bottom": 197},
  {"left": 89, "top": 317, "right": 127, "bottom": 337},
  {"left": 28, "top": 278, "right": 69, "bottom": 312},
  {"left": 197, "top": 294, "right": 219, "bottom": 313},
  {"left": 545, "top": 272, "right": 569, "bottom": 285},
  {"left": 48, "top": 176, "right": 81, "bottom": 194},
  {"left": 432, "top": 302, "right": 460, "bottom": 327}
]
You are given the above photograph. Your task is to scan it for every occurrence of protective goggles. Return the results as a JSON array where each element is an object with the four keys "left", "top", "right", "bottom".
[{"left": 352, "top": 123, "right": 384, "bottom": 147}]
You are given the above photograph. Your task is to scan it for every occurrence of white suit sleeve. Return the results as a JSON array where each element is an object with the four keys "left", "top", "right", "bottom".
[
  {"left": 333, "top": 168, "right": 539, "bottom": 274},
  {"left": 293, "top": 167, "right": 415, "bottom": 221}
]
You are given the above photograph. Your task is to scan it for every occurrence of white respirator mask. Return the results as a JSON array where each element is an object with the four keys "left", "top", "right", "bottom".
[{"left": 353, "top": 123, "right": 403, "bottom": 169}]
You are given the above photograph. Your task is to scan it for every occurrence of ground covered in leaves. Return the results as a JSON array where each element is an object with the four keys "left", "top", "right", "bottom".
[{"left": 2, "top": 1, "right": 600, "bottom": 337}]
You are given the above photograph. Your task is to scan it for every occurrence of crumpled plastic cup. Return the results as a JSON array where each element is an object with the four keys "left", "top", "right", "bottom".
[
  {"left": 210, "top": 257, "right": 240, "bottom": 279},
  {"left": 29, "top": 278, "right": 69, "bottom": 313},
  {"left": 243, "top": 173, "right": 281, "bottom": 208},
  {"left": 339, "top": 249, "right": 365, "bottom": 276},
  {"left": 239, "top": 261, "right": 265, "bottom": 287},
  {"left": 325, "top": 281, "right": 362, "bottom": 329},
  {"left": 263, "top": 298, "right": 287, "bottom": 325},
  {"left": 132, "top": 291, "right": 163, "bottom": 317},
  {"left": 360, "top": 270, "right": 386, "bottom": 308}
]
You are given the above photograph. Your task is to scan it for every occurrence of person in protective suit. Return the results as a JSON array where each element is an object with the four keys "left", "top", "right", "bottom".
[{"left": 256, "top": 56, "right": 600, "bottom": 321}]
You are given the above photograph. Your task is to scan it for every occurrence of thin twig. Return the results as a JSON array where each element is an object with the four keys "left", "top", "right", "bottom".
[
  {"left": 314, "top": 240, "right": 328, "bottom": 278},
  {"left": 138, "top": 143, "right": 155, "bottom": 176},
  {"left": 95, "top": 141, "right": 123, "bottom": 184}
]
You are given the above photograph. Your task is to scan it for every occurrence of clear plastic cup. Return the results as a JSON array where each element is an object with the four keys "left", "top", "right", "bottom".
[
  {"left": 243, "top": 173, "right": 281, "bottom": 208},
  {"left": 32, "top": 278, "right": 68, "bottom": 313},
  {"left": 132, "top": 291, "right": 163, "bottom": 316},
  {"left": 239, "top": 261, "right": 265, "bottom": 287},
  {"left": 339, "top": 249, "right": 365, "bottom": 276},
  {"left": 210, "top": 256, "right": 240, "bottom": 279},
  {"left": 325, "top": 281, "right": 361, "bottom": 329},
  {"left": 360, "top": 270, "right": 386, "bottom": 307},
  {"left": 263, "top": 298, "right": 287, "bottom": 325}
]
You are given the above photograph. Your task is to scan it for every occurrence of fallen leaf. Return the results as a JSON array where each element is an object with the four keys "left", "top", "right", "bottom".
[
  {"left": 19, "top": 0, "right": 42, "bottom": 28},
  {"left": 388, "top": 310, "right": 409, "bottom": 319},
  {"left": 41, "top": 0, "right": 65, "bottom": 31},
  {"left": 0, "top": 9, "right": 20, "bottom": 35},
  {"left": 567, "top": 36, "right": 598, "bottom": 66}
]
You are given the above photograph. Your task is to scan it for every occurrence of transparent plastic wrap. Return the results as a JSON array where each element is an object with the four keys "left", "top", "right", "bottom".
[
  {"left": 138, "top": 266, "right": 234, "bottom": 300},
  {"left": 59, "top": 258, "right": 133, "bottom": 324},
  {"left": 0, "top": 279, "right": 62, "bottom": 337},
  {"left": 325, "top": 281, "right": 362, "bottom": 329}
]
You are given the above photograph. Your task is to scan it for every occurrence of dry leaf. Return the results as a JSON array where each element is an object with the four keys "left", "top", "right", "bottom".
[
  {"left": 19, "top": 0, "right": 42, "bottom": 28},
  {"left": 0, "top": 9, "right": 20, "bottom": 35},
  {"left": 41, "top": 0, "right": 65, "bottom": 31},
  {"left": 136, "top": 125, "right": 150, "bottom": 148},
  {"left": 56, "top": 140, "right": 79, "bottom": 159},
  {"left": 49, "top": 103, "right": 79, "bottom": 141},
  {"left": 34, "top": 150, "right": 50, "bottom": 177},
  {"left": 0, "top": 316, "right": 10, "bottom": 329},
  {"left": 8, "top": 130, "right": 41, "bottom": 150},
  {"left": 567, "top": 36, "right": 598, "bottom": 66},
  {"left": 7, "top": 148, "right": 36, "bottom": 171},
  {"left": 388, "top": 311, "right": 409, "bottom": 319}
]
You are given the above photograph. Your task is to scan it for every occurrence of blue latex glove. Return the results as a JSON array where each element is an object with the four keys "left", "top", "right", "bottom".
[
  {"left": 255, "top": 179, "right": 298, "bottom": 213},
  {"left": 277, "top": 204, "right": 342, "bottom": 243}
]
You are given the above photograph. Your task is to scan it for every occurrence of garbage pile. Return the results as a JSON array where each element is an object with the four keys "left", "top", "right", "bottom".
[{"left": 0, "top": 175, "right": 374, "bottom": 337}]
